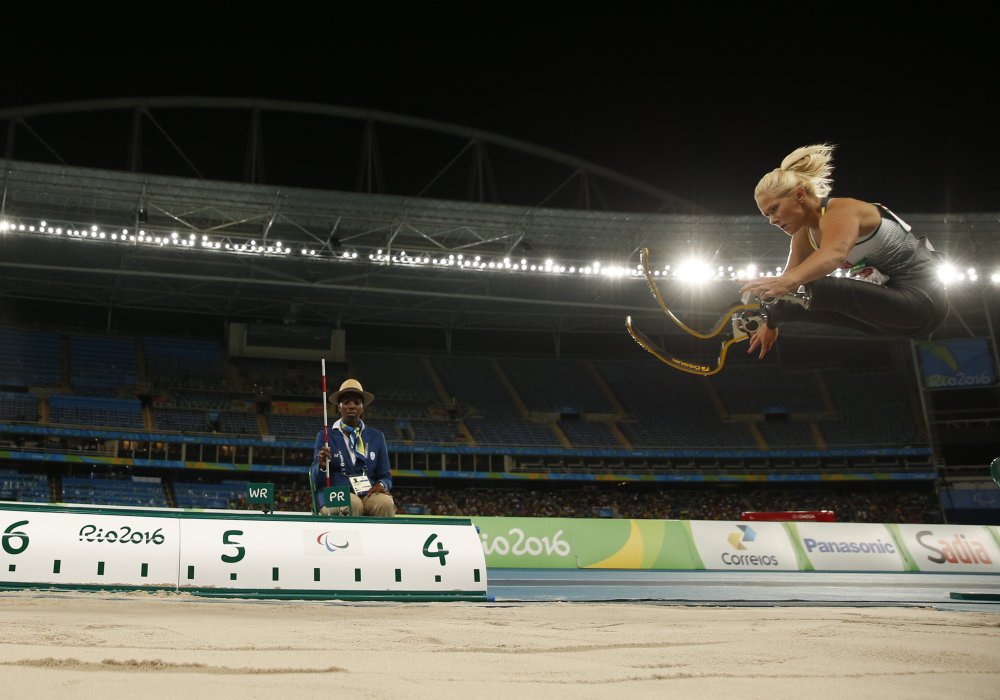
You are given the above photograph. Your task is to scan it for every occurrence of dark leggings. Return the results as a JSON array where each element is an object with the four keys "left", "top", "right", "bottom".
[{"left": 767, "top": 267, "right": 949, "bottom": 337}]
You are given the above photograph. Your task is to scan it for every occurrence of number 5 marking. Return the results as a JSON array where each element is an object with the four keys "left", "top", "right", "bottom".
[{"left": 221, "top": 530, "right": 245, "bottom": 563}]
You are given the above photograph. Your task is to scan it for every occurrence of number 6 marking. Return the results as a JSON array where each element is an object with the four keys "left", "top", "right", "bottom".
[{"left": 2, "top": 520, "right": 29, "bottom": 555}]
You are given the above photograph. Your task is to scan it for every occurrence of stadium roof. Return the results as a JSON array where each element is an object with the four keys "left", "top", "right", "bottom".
[
  {"left": 0, "top": 97, "right": 997, "bottom": 340},
  {"left": 2, "top": 159, "right": 997, "bottom": 344}
]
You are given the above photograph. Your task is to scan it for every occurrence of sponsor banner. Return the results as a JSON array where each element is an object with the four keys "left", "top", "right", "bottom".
[
  {"left": 916, "top": 338, "right": 997, "bottom": 390},
  {"left": 895, "top": 524, "right": 1000, "bottom": 572},
  {"left": 792, "top": 522, "right": 904, "bottom": 571},
  {"left": 470, "top": 517, "right": 700, "bottom": 570},
  {"left": 0, "top": 508, "right": 179, "bottom": 586},
  {"left": 688, "top": 520, "right": 799, "bottom": 571}
]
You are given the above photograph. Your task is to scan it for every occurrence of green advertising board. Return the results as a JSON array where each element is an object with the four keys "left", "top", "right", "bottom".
[{"left": 471, "top": 517, "right": 700, "bottom": 569}]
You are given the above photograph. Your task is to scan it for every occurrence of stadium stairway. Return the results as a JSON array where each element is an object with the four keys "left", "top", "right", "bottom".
[
  {"left": 221, "top": 348, "right": 243, "bottom": 391},
  {"left": 491, "top": 359, "right": 530, "bottom": 416},
  {"left": 810, "top": 420, "right": 828, "bottom": 450},
  {"left": 551, "top": 422, "right": 572, "bottom": 448},
  {"left": 580, "top": 362, "right": 633, "bottom": 450},
  {"left": 164, "top": 477, "right": 177, "bottom": 508},
  {"left": 703, "top": 380, "right": 729, "bottom": 420},
  {"left": 256, "top": 413, "right": 269, "bottom": 435},
  {"left": 421, "top": 356, "right": 453, "bottom": 405},
  {"left": 809, "top": 372, "right": 833, "bottom": 449},
  {"left": 584, "top": 361, "right": 627, "bottom": 416},
  {"left": 457, "top": 420, "right": 476, "bottom": 446},
  {"left": 747, "top": 422, "right": 769, "bottom": 449},
  {"left": 815, "top": 372, "right": 837, "bottom": 414},
  {"left": 608, "top": 422, "right": 632, "bottom": 450},
  {"left": 134, "top": 335, "right": 149, "bottom": 385},
  {"left": 59, "top": 335, "right": 71, "bottom": 394}
]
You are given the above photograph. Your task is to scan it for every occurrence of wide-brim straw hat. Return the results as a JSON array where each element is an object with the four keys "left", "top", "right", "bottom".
[{"left": 329, "top": 378, "right": 375, "bottom": 406}]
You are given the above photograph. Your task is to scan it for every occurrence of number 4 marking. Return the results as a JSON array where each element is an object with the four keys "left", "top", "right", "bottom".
[{"left": 422, "top": 533, "right": 449, "bottom": 566}]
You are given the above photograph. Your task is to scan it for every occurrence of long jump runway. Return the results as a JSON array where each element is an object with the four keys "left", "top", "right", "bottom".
[{"left": 487, "top": 569, "right": 1000, "bottom": 611}]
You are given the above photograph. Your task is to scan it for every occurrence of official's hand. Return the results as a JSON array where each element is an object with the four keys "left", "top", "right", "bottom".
[
  {"left": 317, "top": 446, "right": 331, "bottom": 466},
  {"left": 747, "top": 325, "right": 779, "bottom": 360},
  {"left": 368, "top": 482, "right": 387, "bottom": 495}
]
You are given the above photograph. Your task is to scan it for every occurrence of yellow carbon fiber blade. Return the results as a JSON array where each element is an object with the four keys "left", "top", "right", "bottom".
[
  {"left": 625, "top": 315, "right": 745, "bottom": 377},
  {"left": 639, "top": 247, "right": 758, "bottom": 339}
]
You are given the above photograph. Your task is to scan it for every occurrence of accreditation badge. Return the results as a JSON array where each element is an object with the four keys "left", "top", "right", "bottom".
[{"left": 348, "top": 474, "right": 372, "bottom": 496}]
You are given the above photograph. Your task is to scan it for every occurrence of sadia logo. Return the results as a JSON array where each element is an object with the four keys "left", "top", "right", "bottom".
[
  {"left": 316, "top": 532, "right": 350, "bottom": 552},
  {"left": 721, "top": 524, "right": 779, "bottom": 566},
  {"left": 916, "top": 530, "right": 994, "bottom": 565}
]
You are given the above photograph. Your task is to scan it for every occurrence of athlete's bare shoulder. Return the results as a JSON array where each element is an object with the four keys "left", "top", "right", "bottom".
[
  {"left": 826, "top": 196, "right": 871, "bottom": 211},
  {"left": 824, "top": 197, "right": 881, "bottom": 230}
]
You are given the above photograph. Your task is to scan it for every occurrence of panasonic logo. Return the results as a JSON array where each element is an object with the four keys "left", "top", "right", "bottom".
[{"left": 803, "top": 538, "right": 896, "bottom": 554}]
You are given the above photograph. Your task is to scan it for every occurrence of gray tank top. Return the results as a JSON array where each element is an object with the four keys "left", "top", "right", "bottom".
[{"left": 807, "top": 198, "right": 936, "bottom": 276}]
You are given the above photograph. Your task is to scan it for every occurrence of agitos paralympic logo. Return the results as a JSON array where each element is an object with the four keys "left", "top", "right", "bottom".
[{"left": 316, "top": 532, "right": 350, "bottom": 552}]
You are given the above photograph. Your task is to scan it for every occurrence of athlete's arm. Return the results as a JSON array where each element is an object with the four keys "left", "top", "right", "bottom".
[
  {"left": 784, "top": 227, "right": 813, "bottom": 273},
  {"left": 741, "top": 206, "right": 860, "bottom": 300},
  {"left": 781, "top": 204, "right": 859, "bottom": 286},
  {"left": 740, "top": 227, "right": 811, "bottom": 300},
  {"left": 744, "top": 229, "right": 809, "bottom": 359}
]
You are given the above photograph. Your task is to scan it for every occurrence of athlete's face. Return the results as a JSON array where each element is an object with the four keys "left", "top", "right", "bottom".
[{"left": 756, "top": 190, "right": 804, "bottom": 236}]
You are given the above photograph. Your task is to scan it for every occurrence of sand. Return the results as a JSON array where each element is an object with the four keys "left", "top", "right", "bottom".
[{"left": 1, "top": 591, "right": 998, "bottom": 699}]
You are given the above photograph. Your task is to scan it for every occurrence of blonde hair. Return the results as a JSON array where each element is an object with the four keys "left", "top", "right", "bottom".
[{"left": 754, "top": 143, "right": 836, "bottom": 201}]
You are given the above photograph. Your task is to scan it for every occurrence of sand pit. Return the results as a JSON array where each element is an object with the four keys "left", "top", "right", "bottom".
[{"left": 1, "top": 590, "right": 998, "bottom": 699}]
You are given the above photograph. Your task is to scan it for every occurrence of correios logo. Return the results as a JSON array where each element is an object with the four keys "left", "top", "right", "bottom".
[
  {"left": 721, "top": 524, "right": 779, "bottom": 566},
  {"left": 728, "top": 524, "right": 755, "bottom": 550},
  {"left": 916, "top": 530, "right": 994, "bottom": 565}
]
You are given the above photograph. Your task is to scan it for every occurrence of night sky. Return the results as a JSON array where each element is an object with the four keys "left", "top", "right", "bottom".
[{"left": 3, "top": 5, "right": 996, "bottom": 215}]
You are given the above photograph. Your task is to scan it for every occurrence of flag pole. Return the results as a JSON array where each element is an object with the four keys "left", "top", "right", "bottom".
[{"left": 321, "top": 359, "right": 331, "bottom": 487}]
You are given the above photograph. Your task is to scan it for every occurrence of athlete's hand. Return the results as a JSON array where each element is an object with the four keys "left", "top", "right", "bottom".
[
  {"left": 739, "top": 274, "right": 799, "bottom": 302},
  {"left": 747, "top": 325, "right": 779, "bottom": 359}
]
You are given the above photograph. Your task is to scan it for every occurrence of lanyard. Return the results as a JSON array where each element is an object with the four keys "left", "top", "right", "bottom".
[{"left": 342, "top": 423, "right": 366, "bottom": 457}]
